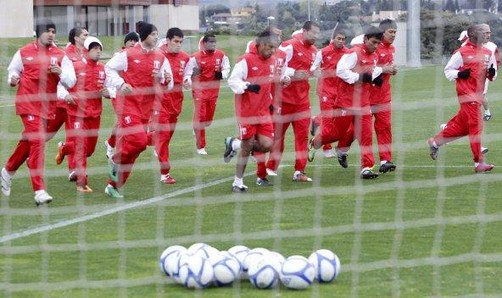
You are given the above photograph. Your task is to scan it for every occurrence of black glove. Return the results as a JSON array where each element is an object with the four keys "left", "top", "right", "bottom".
[
  {"left": 457, "top": 68, "right": 471, "bottom": 79},
  {"left": 192, "top": 67, "right": 201, "bottom": 77},
  {"left": 360, "top": 73, "right": 373, "bottom": 83},
  {"left": 488, "top": 64, "right": 496, "bottom": 77},
  {"left": 372, "top": 74, "right": 384, "bottom": 86},
  {"left": 247, "top": 84, "right": 261, "bottom": 94},
  {"left": 269, "top": 104, "right": 274, "bottom": 113},
  {"left": 214, "top": 71, "right": 223, "bottom": 80}
]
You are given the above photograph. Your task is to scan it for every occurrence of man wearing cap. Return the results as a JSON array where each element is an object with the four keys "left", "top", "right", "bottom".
[
  {"left": 104, "top": 22, "right": 173, "bottom": 198},
  {"left": 184, "top": 34, "right": 231, "bottom": 155},
  {"left": 1, "top": 18, "right": 76, "bottom": 205},
  {"left": 151, "top": 27, "right": 190, "bottom": 184},
  {"left": 54, "top": 37, "right": 108, "bottom": 193}
]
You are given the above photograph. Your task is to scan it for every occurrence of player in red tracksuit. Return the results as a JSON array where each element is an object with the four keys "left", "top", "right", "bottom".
[
  {"left": 428, "top": 24, "right": 496, "bottom": 173},
  {"left": 104, "top": 23, "right": 173, "bottom": 198},
  {"left": 265, "top": 21, "right": 320, "bottom": 182},
  {"left": 308, "top": 26, "right": 384, "bottom": 179},
  {"left": 151, "top": 27, "right": 190, "bottom": 185},
  {"left": 224, "top": 29, "right": 282, "bottom": 192},
  {"left": 46, "top": 27, "right": 89, "bottom": 181},
  {"left": 1, "top": 19, "right": 76, "bottom": 205},
  {"left": 55, "top": 37, "right": 107, "bottom": 193},
  {"left": 184, "top": 34, "right": 230, "bottom": 155},
  {"left": 308, "top": 27, "right": 348, "bottom": 161}
]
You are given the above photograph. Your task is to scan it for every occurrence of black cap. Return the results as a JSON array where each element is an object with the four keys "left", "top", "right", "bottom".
[
  {"left": 124, "top": 32, "right": 139, "bottom": 45},
  {"left": 139, "top": 23, "right": 157, "bottom": 41},
  {"left": 35, "top": 18, "right": 56, "bottom": 38}
]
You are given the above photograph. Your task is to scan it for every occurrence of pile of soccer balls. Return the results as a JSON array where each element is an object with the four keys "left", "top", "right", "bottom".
[{"left": 159, "top": 242, "right": 341, "bottom": 290}]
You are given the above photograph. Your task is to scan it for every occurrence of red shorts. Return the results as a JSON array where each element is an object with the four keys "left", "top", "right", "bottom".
[{"left": 239, "top": 122, "right": 274, "bottom": 140}]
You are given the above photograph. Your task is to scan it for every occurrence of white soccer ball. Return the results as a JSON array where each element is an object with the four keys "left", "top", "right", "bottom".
[
  {"left": 280, "top": 255, "right": 315, "bottom": 290},
  {"left": 227, "top": 245, "right": 250, "bottom": 279},
  {"left": 178, "top": 254, "right": 214, "bottom": 288},
  {"left": 208, "top": 251, "right": 241, "bottom": 286},
  {"left": 168, "top": 252, "right": 191, "bottom": 284},
  {"left": 187, "top": 242, "right": 220, "bottom": 259},
  {"left": 159, "top": 245, "right": 186, "bottom": 277},
  {"left": 247, "top": 255, "right": 280, "bottom": 289},
  {"left": 242, "top": 247, "right": 271, "bottom": 273},
  {"left": 308, "top": 249, "right": 341, "bottom": 283}
]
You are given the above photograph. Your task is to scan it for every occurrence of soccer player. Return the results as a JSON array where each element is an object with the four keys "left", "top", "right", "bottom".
[
  {"left": 151, "top": 27, "right": 191, "bottom": 184},
  {"left": 428, "top": 24, "right": 496, "bottom": 173},
  {"left": 184, "top": 34, "right": 230, "bottom": 155},
  {"left": 308, "top": 26, "right": 384, "bottom": 179},
  {"left": 265, "top": 21, "right": 320, "bottom": 182},
  {"left": 224, "top": 29, "right": 281, "bottom": 192},
  {"left": 1, "top": 19, "right": 76, "bottom": 205},
  {"left": 308, "top": 27, "right": 348, "bottom": 161},
  {"left": 104, "top": 22, "right": 173, "bottom": 198},
  {"left": 54, "top": 37, "right": 107, "bottom": 193}
]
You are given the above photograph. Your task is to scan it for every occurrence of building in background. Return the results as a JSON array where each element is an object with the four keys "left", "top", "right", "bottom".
[{"left": 0, "top": 0, "right": 199, "bottom": 38}]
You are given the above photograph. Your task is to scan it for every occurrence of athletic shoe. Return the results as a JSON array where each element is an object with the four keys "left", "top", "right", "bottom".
[
  {"left": 310, "top": 116, "right": 319, "bottom": 136},
  {"left": 232, "top": 184, "right": 248, "bottom": 193},
  {"left": 336, "top": 148, "right": 348, "bottom": 168},
  {"left": 76, "top": 185, "right": 93, "bottom": 193},
  {"left": 266, "top": 168, "right": 277, "bottom": 176},
  {"left": 223, "top": 137, "right": 236, "bottom": 163},
  {"left": 481, "top": 147, "right": 489, "bottom": 154},
  {"left": 160, "top": 174, "right": 176, "bottom": 184},
  {"left": 55, "top": 141, "right": 65, "bottom": 165},
  {"left": 256, "top": 178, "right": 273, "bottom": 186},
  {"left": 483, "top": 113, "right": 492, "bottom": 121},
  {"left": 428, "top": 138, "right": 439, "bottom": 160},
  {"left": 1, "top": 167, "right": 12, "bottom": 196},
  {"left": 197, "top": 148, "right": 208, "bottom": 155},
  {"left": 379, "top": 161, "right": 396, "bottom": 173},
  {"left": 108, "top": 160, "right": 119, "bottom": 182},
  {"left": 34, "top": 190, "right": 53, "bottom": 206},
  {"left": 105, "top": 184, "right": 123, "bottom": 199},
  {"left": 475, "top": 163, "right": 494, "bottom": 173},
  {"left": 105, "top": 140, "right": 114, "bottom": 160},
  {"left": 68, "top": 171, "right": 77, "bottom": 182},
  {"left": 439, "top": 123, "right": 447, "bottom": 130},
  {"left": 292, "top": 171, "right": 312, "bottom": 182},
  {"left": 307, "top": 138, "right": 316, "bottom": 162},
  {"left": 360, "top": 168, "right": 379, "bottom": 179},
  {"left": 323, "top": 149, "right": 334, "bottom": 158}
]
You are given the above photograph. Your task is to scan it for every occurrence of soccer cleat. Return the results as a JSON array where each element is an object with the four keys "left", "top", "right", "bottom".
[
  {"left": 483, "top": 113, "right": 492, "bottom": 121},
  {"left": 105, "top": 184, "right": 124, "bottom": 199},
  {"left": 76, "top": 185, "right": 93, "bottom": 193},
  {"left": 197, "top": 148, "right": 208, "bottom": 155},
  {"left": 323, "top": 149, "right": 334, "bottom": 158},
  {"left": 55, "top": 141, "right": 65, "bottom": 165},
  {"left": 256, "top": 178, "right": 273, "bottom": 186},
  {"left": 428, "top": 138, "right": 439, "bottom": 160},
  {"left": 379, "top": 161, "right": 396, "bottom": 173},
  {"left": 108, "top": 160, "right": 119, "bottom": 182},
  {"left": 292, "top": 171, "right": 312, "bottom": 182},
  {"left": 475, "top": 163, "right": 494, "bottom": 173},
  {"left": 336, "top": 148, "right": 348, "bottom": 168},
  {"left": 34, "top": 190, "right": 53, "bottom": 206},
  {"left": 360, "top": 168, "right": 379, "bottom": 179},
  {"left": 1, "top": 167, "right": 12, "bottom": 196},
  {"left": 68, "top": 171, "right": 77, "bottom": 182},
  {"left": 481, "top": 147, "right": 489, "bottom": 154},
  {"left": 232, "top": 184, "right": 248, "bottom": 193},
  {"left": 223, "top": 137, "right": 236, "bottom": 163},
  {"left": 160, "top": 174, "right": 176, "bottom": 184},
  {"left": 309, "top": 116, "right": 319, "bottom": 136},
  {"left": 266, "top": 168, "right": 277, "bottom": 176},
  {"left": 105, "top": 140, "right": 114, "bottom": 160},
  {"left": 307, "top": 138, "right": 316, "bottom": 162}
]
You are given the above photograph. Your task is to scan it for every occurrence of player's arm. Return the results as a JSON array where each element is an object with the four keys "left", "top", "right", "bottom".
[
  {"left": 279, "top": 43, "right": 296, "bottom": 78},
  {"left": 310, "top": 50, "right": 322, "bottom": 76},
  {"left": 57, "top": 82, "right": 75, "bottom": 105},
  {"left": 105, "top": 51, "right": 129, "bottom": 93},
  {"left": 227, "top": 59, "right": 249, "bottom": 95},
  {"left": 160, "top": 57, "right": 174, "bottom": 90},
  {"left": 221, "top": 55, "right": 231, "bottom": 80},
  {"left": 7, "top": 50, "right": 22, "bottom": 86},
  {"left": 444, "top": 51, "right": 465, "bottom": 81},
  {"left": 336, "top": 52, "right": 360, "bottom": 84},
  {"left": 59, "top": 55, "right": 77, "bottom": 89},
  {"left": 183, "top": 56, "right": 197, "bottom": 87}
]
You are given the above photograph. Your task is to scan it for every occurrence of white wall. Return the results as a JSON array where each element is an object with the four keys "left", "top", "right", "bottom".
[
  {"left": 0, "top": 1, "right": 34, "bottom": 38},
  {"left": 149, "top": 4, "right": 199, "bottom": 36}
]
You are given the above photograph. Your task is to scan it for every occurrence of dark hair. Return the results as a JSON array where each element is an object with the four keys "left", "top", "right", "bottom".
[
  {"left": 35, "top": 18, "right": 56, "bottom": 38},
  {"left": 256, "top": 29, "right": 278, "bottom": 45},
  {"left": 379, "top": 19, "right": 397, "bottom": 32},
  {"left": 364, "top": 26, "right": 384, "bottom": 40},
  {"left": 166, "top": 27, "right": 184, "bottom": 40},
  {"left": 136, "top": 21, "right": 146, "bottom": 33},
  {"left": 303, "top": 20, "right": 320, "bottom": 31},
  {"left": 88, "top": 42, "right": 102, "bottom": 50},
  {"left": 202, "top": 34, "right": 216, "bottom": 43},
  {"left": 331, "top": 27, "right": 346, "bottom": 39},
  {"left": 124, "top": 31, "right": 139, "bottom": 45},
  {"left": 68, "top": 27, "right": 86, "bottom": 44}
]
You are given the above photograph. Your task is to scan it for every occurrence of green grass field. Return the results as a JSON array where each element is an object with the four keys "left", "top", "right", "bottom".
[{"left": 1, "top": 35, "right": 502, "bottom": 297}]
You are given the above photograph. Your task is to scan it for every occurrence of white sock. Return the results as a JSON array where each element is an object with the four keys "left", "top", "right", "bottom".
[
  {"left": 233, "top": 176, "right": 243, "bottom": 187},
  {"left": 485, "top": 109, "right": 491, "bottom": 115},
  {"left": 232, "top": 139, "right": 241, "bottom": 151}
]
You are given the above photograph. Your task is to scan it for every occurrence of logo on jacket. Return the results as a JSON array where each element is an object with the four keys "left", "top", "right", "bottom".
[
  {"left": 50, "top": 57, "right": 58, "bottom": 65},
  {"left": 134, "top": 59, "right": 141, "bottom": 64},
  {"left": 99, "top": 71, "right": 105, "bottom": 80},
  {"left": 153, "top": 60, "right": 160, "bottom": 70}
]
